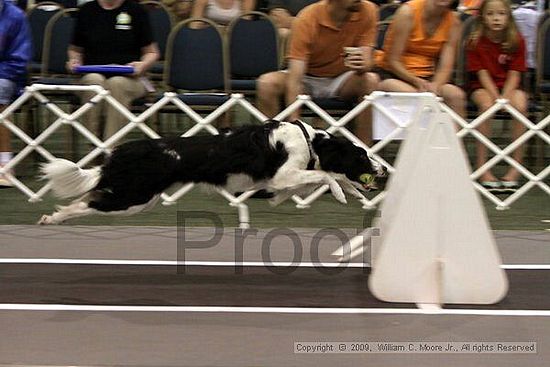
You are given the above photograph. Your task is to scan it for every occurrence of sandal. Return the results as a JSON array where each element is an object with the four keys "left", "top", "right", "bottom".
[
  {"left": 500, "top": 180, "right": 519, "bottom": 193},
  {"left": 480, "top": 181, "right": 502, "bottom": 192}
]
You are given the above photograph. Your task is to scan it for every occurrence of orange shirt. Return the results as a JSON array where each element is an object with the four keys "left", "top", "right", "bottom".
[
  {"left": 287, "top": 0, "right": 378, "bottom": 78},
  {"left": 376, "top": 0, "right": 455, "bottom": 77}
]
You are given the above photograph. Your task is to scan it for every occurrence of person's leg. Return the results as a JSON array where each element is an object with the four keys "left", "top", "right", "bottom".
[
  {"left": 103, "top": 76, "right": 146, "bottom": 139},
  {"left": 439, "top": 83, "right": 467, "bottom": 119},
  {"left": 0, "top": 79, "right": 17, "bottom": 187},
  {"left": 501, "top": 89, "right": 528, "bottom": 183},
  {"left": 337, "top": 72, "right": 380, "bottom": 145},
  {"left": 78, "top": 73, "right": 107, "bottom": 137},
  {"left": 0, "top": 105, "right": 13, "bottom": 185},
  {"left": 256, "top": 71, "right": 288, "bottom": 119},
  {"left": 377, "top": 78, "right": 417, "bottom": 92},
  {"left": 471, "top": 88, "right": 498, "bottom": 183},
  {"left": 0, "top": 106, "right": 10, "bottom": 158}
]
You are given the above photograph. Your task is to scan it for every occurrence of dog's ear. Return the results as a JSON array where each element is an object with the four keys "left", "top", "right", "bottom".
[{"left": 312, "top": 133, "right": 340, "bottom": 153}]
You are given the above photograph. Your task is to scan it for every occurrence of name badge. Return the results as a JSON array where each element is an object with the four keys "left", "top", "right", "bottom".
[{"left": 115, "top": 12, "right": 132, "bottom": 30}]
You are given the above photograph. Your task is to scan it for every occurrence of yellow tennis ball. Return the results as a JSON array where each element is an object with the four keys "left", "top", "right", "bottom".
[{"left": 359, "top": 173, "right": 374, "bottom": 185}]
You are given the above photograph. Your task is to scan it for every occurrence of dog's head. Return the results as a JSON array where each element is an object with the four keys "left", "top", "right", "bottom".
[{"left": 312, "top": 133, "right": 387, "bottom": 190}]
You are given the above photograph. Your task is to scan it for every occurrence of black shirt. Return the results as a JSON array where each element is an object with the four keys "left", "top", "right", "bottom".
[{"left": 72, "top": 0, "right": 153, "bottom": 65}]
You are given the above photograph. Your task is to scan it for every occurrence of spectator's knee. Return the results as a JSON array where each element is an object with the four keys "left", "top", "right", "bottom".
[
  {"left": 365, "top": 72, "right": 380, "bottom": 92},
  {"left": 81, "top": 73, "right": 106, "bottom": 86},
  {"left": 511, "top": 90, "right": 528, "bottom": 112},
  {"left": 257, "top": 72, "right": 282, "bottom": 96},
  {"left": 104, "top": 76, "right": 126, "bottom": 90},
  {"left": 442, "top": 85, "right": 466, "bottom": 106}
]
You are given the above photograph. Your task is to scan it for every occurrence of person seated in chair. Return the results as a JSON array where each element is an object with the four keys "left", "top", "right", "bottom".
[
  {"left": 191, "top": 0, "right": 255, "bottom": 27},
  {"left": 375, "top": 0, "right": 466, "bottom": 118},
  {"left": 67, "top": 0, "right": 160, "bottom": 140},
  {"left": 257, "top": 0, "right": 379, "bottom": 144},
  {"left": 267, "top": 0, "right": 318, "bottom": 37},
  {"left": 0, "top": 0, "right": 32, "bottom": 188}
]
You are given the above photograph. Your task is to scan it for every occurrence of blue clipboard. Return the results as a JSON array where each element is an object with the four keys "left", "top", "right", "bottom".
[{"left": 74, "top": 65, "right": 135, "bottom": 74}]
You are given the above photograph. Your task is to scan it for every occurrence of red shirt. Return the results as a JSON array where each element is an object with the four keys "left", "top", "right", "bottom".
[{"left": 466, "top": 35, "right": 526, "bottom": 90}]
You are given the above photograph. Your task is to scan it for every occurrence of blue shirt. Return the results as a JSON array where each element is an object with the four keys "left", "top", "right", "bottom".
[{"left": 0, "top": 0, "right": 32, "bottom": 96}]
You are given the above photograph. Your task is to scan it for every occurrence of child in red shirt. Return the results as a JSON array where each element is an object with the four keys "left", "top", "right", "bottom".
[{"left": 466, "top": 0, "right": 527, "bottom": 192}]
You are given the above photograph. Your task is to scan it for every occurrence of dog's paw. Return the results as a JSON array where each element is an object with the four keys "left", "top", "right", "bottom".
[{"left": 37, "top": 215, "right": 54, "bottom": 225}]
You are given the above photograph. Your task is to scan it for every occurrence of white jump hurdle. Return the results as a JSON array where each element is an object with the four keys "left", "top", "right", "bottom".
[{"left": 0, "top": 85, "right": 548, "bottom": 228}]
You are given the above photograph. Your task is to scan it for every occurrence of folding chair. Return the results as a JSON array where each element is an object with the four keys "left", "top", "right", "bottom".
[
  {"left": 26, "top": 1, "right": 64, "bottom": 79},
  {"left": 160, "top": 18, "right": 231, "bottom": 132},
  {"left": 378, "top": 2, "right": 400, "bottom": 21},
  {"left": 227, "top": 11, "right": 279, "bottom": 97},
  {"left": 139, "top": 0, "right": 174, "bottom": 85},
  {"left": 34, "top": 8, "right": 80, "bottom": 158},
  {"left": 38, "top": 8, "right": 78, "bottom": 85}
]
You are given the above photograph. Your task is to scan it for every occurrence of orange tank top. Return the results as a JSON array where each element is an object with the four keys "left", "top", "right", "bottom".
[{"left": 376, "top": 0, "right": 455, "bottom": 77}]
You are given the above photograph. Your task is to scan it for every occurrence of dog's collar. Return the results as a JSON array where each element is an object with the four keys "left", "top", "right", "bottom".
[{"left": 291, "top": 121, "right": 316, "bottom": 170}]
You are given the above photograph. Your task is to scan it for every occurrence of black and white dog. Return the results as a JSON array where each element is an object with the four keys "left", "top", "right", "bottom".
[{"left": 38, "top": 120, "right": 385, "bottom": 224}]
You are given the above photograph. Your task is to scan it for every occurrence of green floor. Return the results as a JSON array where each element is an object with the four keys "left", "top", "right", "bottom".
[
  {"left": 0, "top": 181, "right": 548, "bottom": 230},
  {"left": 2, "top": 107, "right": 549, "bottom": 230}
]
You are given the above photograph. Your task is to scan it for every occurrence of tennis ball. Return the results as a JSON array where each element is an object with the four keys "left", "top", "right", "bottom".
[{"left": 359, "top": 173, "right": 374, "bottom": 185}]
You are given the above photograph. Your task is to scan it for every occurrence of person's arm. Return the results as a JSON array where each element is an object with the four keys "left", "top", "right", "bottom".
[
  {"left": 191, "top": 0, "right": 208, "bottom": 18},
  {"left": 129, "top": 43, "right": 160, "bottom": 76},
  {"left": 286, "top": 59, "right": 307, "bottom": 120},
  {"left": 242, "top": 0, "right": 256, "bottom": 12},
  {"left": 385, "top": 5, "right": 425, "bottom": 90},
  {"left": 430, "top": 16, "right": 461, "bottom": 93},
  {"left": 269, "top": 7, "right": 293, "bottom": 28},
  {"left": 500, "top": 70, "right": 522, "bottom": 99},
  {"left": 0, "top": 16, "right": 32, "bottom": 80},
  {"left": 501, "top": 37, "right": 526, "bottom": 99},
  {"left": 476, "top": 69, "right": 500, "bottom": 100},
  {"left": 346, "top": 3, "right": 378, "bottom": 73}
]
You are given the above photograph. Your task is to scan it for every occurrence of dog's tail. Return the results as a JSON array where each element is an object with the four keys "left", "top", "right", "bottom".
[{"left": 40, "top": 159, "right": 101, "bottom": 199}]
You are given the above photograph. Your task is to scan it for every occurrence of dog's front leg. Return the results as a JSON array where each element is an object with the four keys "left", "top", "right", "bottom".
[
  {"left": 269, "top": 169, "right": 346, "bottom": 204},
  {"left": 332, "top": 175, "right": 367, "bottom": 201}
]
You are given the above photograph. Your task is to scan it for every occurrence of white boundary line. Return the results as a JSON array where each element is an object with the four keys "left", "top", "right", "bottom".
[
  {"left": 0, "top": 303, "right": 549, "bottom": 316},
  {"left": 0, "top": 259, "right": 366, "bottom": 267},
  {"left": 0, "top": 258, "right": 550, "bottom": 270}
]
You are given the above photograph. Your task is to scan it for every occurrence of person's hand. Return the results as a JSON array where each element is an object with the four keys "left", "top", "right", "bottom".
[
  {"left": 414, "top": 79, "right": 441, "bottom": 95},
  {"left": 128, "top": 61, "right": 145, "bottom": 76},
  {"left": 414, "top": 78, "right": 430, "bottom": 92},
  {"left": 425, "top": 82, "right": 441, "bottom": 95},
  {"left": 66, "top": 58, "right": 81, "bottom": 73},
  {"left": 343, "top": 49, "right": 367, "bottom": 74},
  {"left": 270, "top": 8, "right": 292, "bottom": 29}
]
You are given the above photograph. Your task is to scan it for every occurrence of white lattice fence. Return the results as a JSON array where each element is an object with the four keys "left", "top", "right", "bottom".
[{"left": 0, "top": 85, "right": 548, "bottom": 227}]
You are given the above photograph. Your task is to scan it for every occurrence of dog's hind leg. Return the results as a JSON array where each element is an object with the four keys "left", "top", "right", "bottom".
[{"left": 38, "top": 200, "right": 97, "bottom": 225}]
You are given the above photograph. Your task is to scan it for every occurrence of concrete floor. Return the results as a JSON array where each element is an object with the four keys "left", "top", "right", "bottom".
[{"left": 0, "top": 226, "right": 549, "bottom": 366}]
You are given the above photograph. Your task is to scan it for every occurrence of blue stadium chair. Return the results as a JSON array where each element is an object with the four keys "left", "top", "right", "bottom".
[
  {"left": 160, "top": 18, "right": 230, "bottom": 127},
  {"left": 26, "top": 2, "right": 64, "bottom": 78},
  {"left": 38, "top": 8, "right": 78, "bottom": 85},
  {"left": 227, "top": 11, "right": 280, "bottom": 96},
  {"left": 33, "top": 8, "right": 80, "bottom": 159},
  {"left": 139, "top": 0, "right": 173, "bottom": 83},
  {"left": 376, "top": 20, "right": 391, "bottom": 50},
  {"left": 378, "top": 3, "right": 400, "bottom": 21}
]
